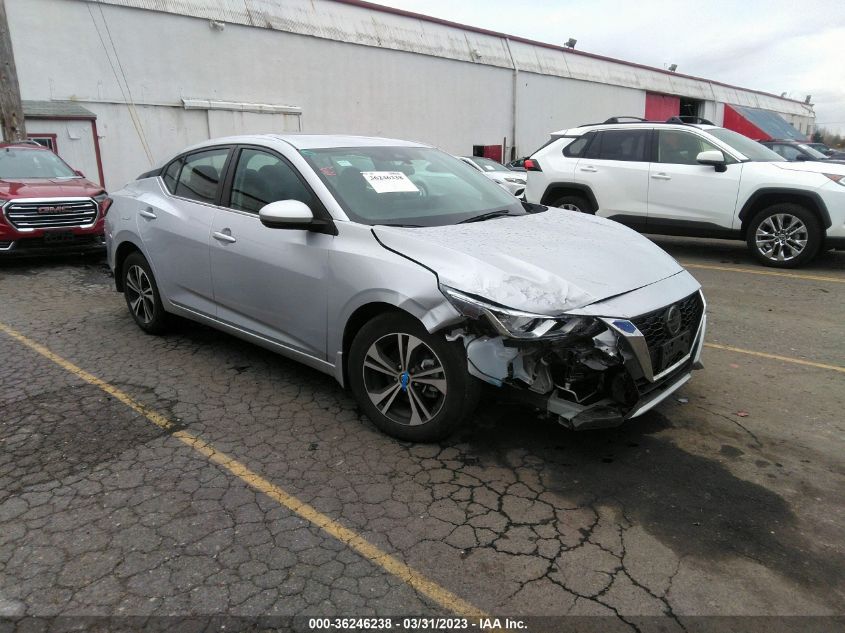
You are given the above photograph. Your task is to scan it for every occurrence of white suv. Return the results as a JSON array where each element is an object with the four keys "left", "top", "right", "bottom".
[{"left": 524, "top": 118, "right": 845, "bottom": 267}]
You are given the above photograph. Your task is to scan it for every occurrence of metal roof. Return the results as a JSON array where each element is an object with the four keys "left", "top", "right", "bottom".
[
  {"left": 728, "top": 105, "right": 806, "bottom": 141},
  {"left": 86, "top": 0, "right": 814, "bottom": 118},
  {"left": 22, "top": 100, "right": 97, "bottom": 119}
]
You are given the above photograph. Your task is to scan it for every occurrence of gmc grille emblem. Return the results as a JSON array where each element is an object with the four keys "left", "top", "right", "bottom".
[{"left": 37, "top": 206, "right": 70, "bottom": 214}]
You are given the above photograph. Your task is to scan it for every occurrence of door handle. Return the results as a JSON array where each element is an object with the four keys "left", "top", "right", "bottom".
[
  {"left": 651, "top": 173, "right": 672, "bottom": 180},
  {"left": 580, "top": 166, "right": 598, "bottom": 172},
  {"left": 139, "top": 208, "right": 157, "bottom": 219},
  {"left": 212, "top": 230, "right": 237, "bottom": 244}
]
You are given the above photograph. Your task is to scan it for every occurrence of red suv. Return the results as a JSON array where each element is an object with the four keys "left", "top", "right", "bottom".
[{"left": 0, "top": 141, "right": 110, "bottom": 256}]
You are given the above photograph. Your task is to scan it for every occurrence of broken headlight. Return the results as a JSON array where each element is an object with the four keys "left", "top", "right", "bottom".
[{"left": 441, "top": 285, "right": 603, "bottom": 341}]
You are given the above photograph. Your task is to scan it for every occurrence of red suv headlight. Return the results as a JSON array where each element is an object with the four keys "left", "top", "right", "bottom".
[{"left": 93, "top": 193, "right": 113, "bottom": 217}]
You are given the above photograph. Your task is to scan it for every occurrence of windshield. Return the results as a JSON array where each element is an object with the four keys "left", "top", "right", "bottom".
[
  {"left": 797, "top": 144, "right": 828, "bottom": 159},
  {"left": 300, "top": 146, "right": 524, "bottom": 226},
  {"left": 706, "top": 128, "right": 785, "bottom": 162},
  {"left": 466, "top": 156, "right": 509, "bottom": 172},
  {"left": 0, "top": 147, "right": 78, "bottom": 178}
]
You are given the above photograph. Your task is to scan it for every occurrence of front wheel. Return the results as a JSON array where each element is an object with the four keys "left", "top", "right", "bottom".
[
  {"left": 348, "top": 313, "right": 480, "bottom": 442},
  {"left": 746, "top": 204, "right": 822, "bottom": 268}
]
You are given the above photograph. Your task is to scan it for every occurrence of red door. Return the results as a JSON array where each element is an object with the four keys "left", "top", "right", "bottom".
[{"left": 645, "top": 93, "right": 680, "bottom": 121}]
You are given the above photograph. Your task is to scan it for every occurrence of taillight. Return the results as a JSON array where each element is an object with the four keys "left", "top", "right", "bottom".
[{"left": 524, "top": 159, "right": 542, "bottom": 172}]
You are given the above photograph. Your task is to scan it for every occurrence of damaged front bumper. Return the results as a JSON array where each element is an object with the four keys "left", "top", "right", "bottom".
[{"left": 445, "top": 279, "right": 706, "bottom": 430}]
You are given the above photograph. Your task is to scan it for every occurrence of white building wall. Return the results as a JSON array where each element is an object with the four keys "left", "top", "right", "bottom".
[
  {"left": 6, "top": 0, "right": 817, "bottom": 189},
  {"left": 516, "top": 74, "right": 645, "bottom": 154},
  {"left": 25, "top": 119, "right": 100, "bottom": 185}
]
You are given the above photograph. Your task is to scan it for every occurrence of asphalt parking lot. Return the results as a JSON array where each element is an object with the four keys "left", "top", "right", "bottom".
[{"left": 0, "top": 238, "right": 843, "bottom": 631}]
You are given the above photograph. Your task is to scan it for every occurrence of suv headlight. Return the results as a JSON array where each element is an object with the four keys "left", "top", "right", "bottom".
[
  {"left": 504, "top": 177, "right": 524, "bottom": 184},
  {"left": 823, "top": 173, "right": 845, "bottom": 186},
  {"left": 441, "top": 285, "right": 602, "bottom": 340}
]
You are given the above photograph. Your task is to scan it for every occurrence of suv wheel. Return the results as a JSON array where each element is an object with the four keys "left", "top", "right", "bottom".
[
  {"left": 747, "top": 203, "right": 821, "bottom": 268},
  {"left": 348, "top": 312, "right": 480, "bottom": 442},
  {"left": 123, "top": 251, "right": 168, "bottom": 334},
  {"left": 551, "top": 194, "right": 593, "bottom": 214}
]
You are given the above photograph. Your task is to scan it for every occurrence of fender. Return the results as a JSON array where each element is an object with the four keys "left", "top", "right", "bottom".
[
  {"left": 540, "top": 182, "right": 599, "bottom": 211},
  {"left": 738, "top": 188, "right": 832, "bottom": 229}
]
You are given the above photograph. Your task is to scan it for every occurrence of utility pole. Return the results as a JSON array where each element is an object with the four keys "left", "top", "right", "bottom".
[{"left": 0, "top": 0, "right": 26, "bottom": 142}]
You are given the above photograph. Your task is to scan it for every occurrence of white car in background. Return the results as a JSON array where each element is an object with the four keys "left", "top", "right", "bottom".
[
  {"left": 459, "top": 156, "right": 526, "bottom": 197},
  {"left": 524, "top": 119, "right": 845, "bottom": 268}
]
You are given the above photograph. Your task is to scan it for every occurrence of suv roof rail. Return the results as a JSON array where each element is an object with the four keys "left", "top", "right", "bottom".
[
  {"left": 666, "top": 115, "right": 715, "bottom": 125},
  {"left": 574, "top": 115, "right": 716, "bottom": 128},
  {"left": 603, "top": 116, "right": 647, "bottom": 124}
]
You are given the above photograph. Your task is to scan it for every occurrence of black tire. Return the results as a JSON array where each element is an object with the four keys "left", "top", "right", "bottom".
[
  {"left": 746, "top": 203, "right": 822, "bottom": 268},
  {"left": 122, "top": 251, "right": 168, "bottom": 334},
  {"left": 348, "top": 312, "right": 480, "bottom": 442},
  {"left": 550, "top": 194, "right": 593, "bottom": 214}
]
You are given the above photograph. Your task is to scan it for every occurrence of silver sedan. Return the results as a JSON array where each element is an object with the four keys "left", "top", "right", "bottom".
[{"left": 106, "top": 134, "right": 705, "bottom": 442}]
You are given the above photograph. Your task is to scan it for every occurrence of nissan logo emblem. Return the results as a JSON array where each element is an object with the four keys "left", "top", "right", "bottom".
[{"left": 664, "top": 305, "right": 682, "bottom": 336}]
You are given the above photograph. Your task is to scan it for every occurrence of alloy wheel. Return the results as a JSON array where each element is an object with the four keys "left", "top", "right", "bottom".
[
  {"left": 558, "top": 203, "right": 582, "bottom": 212},
  {"left": 755, "top": 213, "right": 808, "bottom": 262},
  {"left": 125, "top": 265, "right": 156, "bottom": 324},
  {"left": 362, "top": 333, "right": 447, "bottom": 426}
]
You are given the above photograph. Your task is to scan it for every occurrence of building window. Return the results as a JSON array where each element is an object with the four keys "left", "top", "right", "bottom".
[{"left": 27, "top": 135, "right": 58, "bottom": 152}]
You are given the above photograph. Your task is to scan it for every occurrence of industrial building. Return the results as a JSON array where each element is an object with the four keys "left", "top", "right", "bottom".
[{"left": 3, "top": 0, "right": 817, "bottom": 190}]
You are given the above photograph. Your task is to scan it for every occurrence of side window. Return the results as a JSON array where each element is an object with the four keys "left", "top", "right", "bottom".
[
  {"left": 589, "top": 130, "right": 649, "bottom": 162},
  {"left": 174, "top": 148, "right": 229, "bottom": 204},
  {"left": 657, "top": 130, "right": 723, "bottom": 165},
  {"left": 777, "top": 145, "right": 802, "bottom": 161},
  {"left": 562, "top": 134, "right": 592, "bottom": 158},
  {"left": 162, "top": 158, "right": 182, "bottom": 194},
  {"left": 229, "top": 148, "right": 314, "bottom": 214}
]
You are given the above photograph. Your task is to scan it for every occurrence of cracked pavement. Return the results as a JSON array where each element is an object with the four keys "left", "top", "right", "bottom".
[{"left": 0, "top": 239, "right": 843, "bottom": 630}]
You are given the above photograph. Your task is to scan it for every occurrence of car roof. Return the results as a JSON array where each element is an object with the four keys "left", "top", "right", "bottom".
[
  {"left": 180, "top": 133, "right": 430, "bottom": 153},
  {"left": 550, "top": 122, "right": 720, "bottom": 137}
]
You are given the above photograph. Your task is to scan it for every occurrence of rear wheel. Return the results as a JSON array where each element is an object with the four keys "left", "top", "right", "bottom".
[
  {"left": 746, "top": 203, "right": 821, "bottom": 268},
  {"left": 348, "top": 312, "right": 480, "bottom": 442},
  {"left": 122, "top": 251, "right": 168, "bottom": 334},
  {"left": 551, "top": 194, "right": 593, "bottom": 214}
]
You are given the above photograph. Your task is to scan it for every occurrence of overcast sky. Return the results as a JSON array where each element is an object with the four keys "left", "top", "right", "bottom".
[{"left": 373, "top": 0, "right": 845, "bottom": 135}]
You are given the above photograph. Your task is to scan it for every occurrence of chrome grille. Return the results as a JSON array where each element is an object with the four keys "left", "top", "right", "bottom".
[
  {"left": 631, "top": 292, "right": 704, "bottom": 371},
  {"left": 4, "top": 199, "right": 98, "bottom": 229}
]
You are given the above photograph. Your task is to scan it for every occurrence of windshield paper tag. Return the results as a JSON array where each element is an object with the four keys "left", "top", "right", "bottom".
[{"left": 362, "top": 171, "right": 419, "bottom": 193}]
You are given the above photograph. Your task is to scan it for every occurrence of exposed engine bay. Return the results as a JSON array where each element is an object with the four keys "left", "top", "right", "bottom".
[{"left": 443, "top": 288, "right": 705, "bottom": 430}]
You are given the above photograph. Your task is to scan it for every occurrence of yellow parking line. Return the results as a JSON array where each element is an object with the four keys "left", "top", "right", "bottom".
[
  {"left": 0, "top": 321, "right": 489, "bottom": 621},
  {"left": 680, "top": 262, "right": 845, "bottom": 284},
  {"left": 704, "top": 342, "right": 845, "bottom": 373}
]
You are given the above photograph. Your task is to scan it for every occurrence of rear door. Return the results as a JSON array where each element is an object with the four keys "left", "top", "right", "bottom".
[
  {"left": 647, "top": 129, "right": 743, "bottom": 230},
  {"left": 575, "top": 128, "right": 651, "bottom": 226},
  {"left": 137, "top": 146, "right": 231, "bottom": 315},
  {"left": 209, "top": 146, "right": 331, "bottom": 358}
]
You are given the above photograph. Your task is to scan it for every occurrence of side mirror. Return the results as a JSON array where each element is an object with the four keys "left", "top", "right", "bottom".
[
  {"left": 794, "top": 154, "right": 809, "bottom": 161},
  {"left": 74, "top": 169, "right": 85, "bottom": 177},
  {"left": 258, "top": 199, "right": 337, "bottom": 235},
  {"left": 696, "top": 150, "right": 727, "bottom": 172}
]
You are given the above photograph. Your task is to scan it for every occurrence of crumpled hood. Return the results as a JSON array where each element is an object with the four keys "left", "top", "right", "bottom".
[{"left": 374, "top": 211, "right": 684, "bottom": 315}]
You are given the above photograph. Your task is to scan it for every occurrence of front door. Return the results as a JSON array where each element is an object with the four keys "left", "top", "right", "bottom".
[
  {"left": 209, "top": 147, "right": 331, "bottom": 359},
  {"left": 647, "top": 129, "right": 743, "bottom": 230}
]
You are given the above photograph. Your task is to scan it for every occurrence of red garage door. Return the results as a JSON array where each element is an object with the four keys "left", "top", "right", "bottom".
[{"left": 645, "top": 93, "right": 680, "bottom": 121}]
